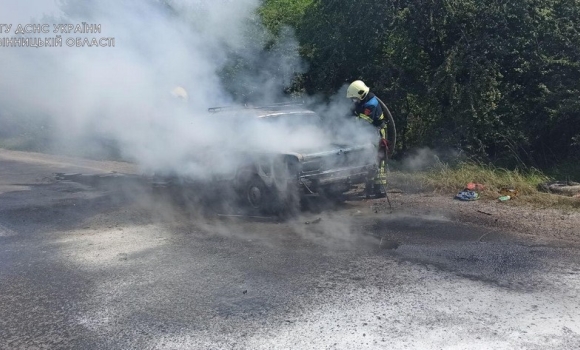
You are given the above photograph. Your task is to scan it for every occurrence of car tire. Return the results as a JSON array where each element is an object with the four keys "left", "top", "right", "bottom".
[
  {"left": 245, "top": 176, "right": 273, "bottom": 213},
  {"left": 243, "top": 175, "right": 299, "bottom": 217}
]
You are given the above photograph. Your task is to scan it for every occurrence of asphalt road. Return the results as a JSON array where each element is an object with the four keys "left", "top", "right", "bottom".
[{"left": 1, "top": 150, "right": 579, "bottom": 349}]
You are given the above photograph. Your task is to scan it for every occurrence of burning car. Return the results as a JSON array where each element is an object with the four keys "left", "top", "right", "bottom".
[{"left": 153, "top": 103, "right": 378, "bottom": 215}]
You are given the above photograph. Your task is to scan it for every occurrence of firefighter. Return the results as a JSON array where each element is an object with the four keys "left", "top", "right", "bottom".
[{"left": 346, "top": 80, "right": 388, "bottom": 198}]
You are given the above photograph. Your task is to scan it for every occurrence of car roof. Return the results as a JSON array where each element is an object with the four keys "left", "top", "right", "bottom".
[
  {"left": 254, "top": 109, "right": 317, "bottom": 118},
  {"left": 208, "top": 104, "right": 318, "bottom": 119}
]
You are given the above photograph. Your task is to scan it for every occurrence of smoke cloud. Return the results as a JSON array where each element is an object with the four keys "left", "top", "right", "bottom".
[{"left": 1, "top": 0, "right": 377, "bottom": 180}]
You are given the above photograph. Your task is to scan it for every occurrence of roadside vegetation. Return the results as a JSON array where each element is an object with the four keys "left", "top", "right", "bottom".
[
  {"left": 256, "top": 0, "right": 580, "bottom": 209},
  {"left": 257, "top": 0, "right": 580, "bottom": 171},
  {"left": 390, "top": 162, "right": 580, "bottom": 209},
  {"left": 420, "top": 162, "right": 549, "bottom": 195}
]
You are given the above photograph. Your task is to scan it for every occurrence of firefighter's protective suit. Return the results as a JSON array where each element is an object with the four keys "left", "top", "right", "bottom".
[{"left": 348, "top": 82, "right": 388, "bottom": 197}]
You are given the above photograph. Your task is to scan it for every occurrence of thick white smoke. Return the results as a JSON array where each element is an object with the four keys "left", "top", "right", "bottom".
[{"left": 0, "top": 0, "right": 374, "bottom": 179}]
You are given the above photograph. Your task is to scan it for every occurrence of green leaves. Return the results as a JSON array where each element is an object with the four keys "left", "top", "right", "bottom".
[
  {"left": 255, "top": 0, "right": 580, "bottom": 165},
  {"left": 259, "top": 0, "right": 312, "bottom": 35}
]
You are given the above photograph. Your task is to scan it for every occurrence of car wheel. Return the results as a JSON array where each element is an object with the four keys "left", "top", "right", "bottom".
[
  {"left": 245, "top": 176, "right": 271, "bottom": 211},
  {"left": 243, "top": 175, "right": 299, "bottom": 217}
]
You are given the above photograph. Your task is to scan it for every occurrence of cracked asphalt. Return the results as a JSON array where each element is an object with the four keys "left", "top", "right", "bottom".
[{"left": 1, "top": 149, "right": 579, "bottom": 349}]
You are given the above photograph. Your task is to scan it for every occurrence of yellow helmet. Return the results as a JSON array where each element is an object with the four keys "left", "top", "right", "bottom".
[
  {"left": 346, "top": 80, "right": 370, "bottom": 100},
  {"left": 171, "top": 86, "right": 188, "bottom": 100}
]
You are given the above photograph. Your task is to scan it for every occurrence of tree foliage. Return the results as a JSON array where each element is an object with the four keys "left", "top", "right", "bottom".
[{"left": 259, "top": 0, "right": 580, "bottom": 167}]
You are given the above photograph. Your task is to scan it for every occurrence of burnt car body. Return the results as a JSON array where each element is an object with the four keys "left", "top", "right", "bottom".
[{"left": 154, "top": 104, "right": 377, "bottom": 214}]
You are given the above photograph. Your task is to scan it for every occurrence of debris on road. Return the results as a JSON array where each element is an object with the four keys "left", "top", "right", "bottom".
[
  {"left": 305, "top": 218, "right": 322, "bottom": 225},
  {"left": 499, "top": 188, "right": 519, "bottom": 198},
  {"left": 466, "top": 182, "right": 485, "bottom": 191},
  {"left": 455, "top": 190, "right": 480, "bottom": 201}
]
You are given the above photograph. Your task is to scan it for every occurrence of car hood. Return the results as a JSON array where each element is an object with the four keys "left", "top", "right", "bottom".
[{"left": 282, "top": 142, "right": 374, "bottom": 161}]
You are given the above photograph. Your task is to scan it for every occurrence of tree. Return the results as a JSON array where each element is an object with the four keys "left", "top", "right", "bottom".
[{"left": 286, "top": 0, "right": 580, "bottom": 166}]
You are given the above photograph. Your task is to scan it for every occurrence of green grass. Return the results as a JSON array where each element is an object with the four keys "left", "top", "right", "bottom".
[
  {"left": 421, "top": 162, "right": 548, "bottom": 195},
  {"left": 402, "top": 162, "right": 580, "bottom": 209}
]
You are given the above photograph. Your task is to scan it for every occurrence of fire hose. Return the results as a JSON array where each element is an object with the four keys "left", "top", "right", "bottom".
[
  {"left": 376, "top": 97, "right": 396, "bottom": 156},
  {"left": 376, "top": 97, "right": 396, "bottom": 209}
]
